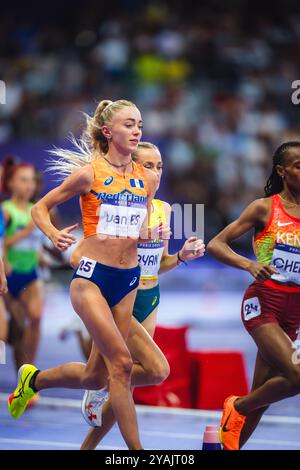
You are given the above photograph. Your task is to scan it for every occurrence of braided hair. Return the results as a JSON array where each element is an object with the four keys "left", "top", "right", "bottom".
[{"left": 264, "top": 141, "right": 300, "bottom": 196}]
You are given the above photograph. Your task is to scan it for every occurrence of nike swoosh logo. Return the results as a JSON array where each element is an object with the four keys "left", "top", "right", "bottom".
[
  {"left": 278, "top": 222, "right": 293, "bottom": 227},
  {"left": 222, "top": 410, "right": 232, "bottom": 433}
]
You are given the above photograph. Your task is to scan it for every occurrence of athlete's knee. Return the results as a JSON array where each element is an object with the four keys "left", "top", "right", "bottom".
[
  {"left": 146, "top": 357, "right": 170, "bottom": 385},
  {"left": 27, "top": 311, "right": 41, "bottom": 327},
  {"left": 26, "top": 302, "right": 43, "bottom": 324},
  {"left": 110, "top": 354, "right": 133, "bottom": 383}
]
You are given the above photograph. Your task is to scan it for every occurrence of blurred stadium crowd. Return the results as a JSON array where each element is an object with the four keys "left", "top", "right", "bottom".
[{"left": 1, "top": 0, "right": 300, "bottom": 243}]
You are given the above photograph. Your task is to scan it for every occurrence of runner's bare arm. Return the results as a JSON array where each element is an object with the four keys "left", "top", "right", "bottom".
[
  {"left": 1, "top": 208, "right": 30, "bottom": 249},
  {"left": 31, "top": 165, "right": 94, "bottom": 251},
  {"left": 4, "top": 220, "right": 36, "bottom": 249},
  {"left": 207, "top": 198, "right": 277, "bottom": 279}
]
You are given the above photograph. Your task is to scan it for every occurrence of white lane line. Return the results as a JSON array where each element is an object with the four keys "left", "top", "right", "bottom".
[
  {"left": 0, "top": 436, "right": 299, "bottom": 449},
  {"left": 138, "top": 405, "right": 300, "bottom": 425},
  {"left": 1, "top": 424, "right": 298, "bottom": 446},
  {"left": 0, "top": 438, "right": 125, "bottom": 450},
  {"left": 141, "top": 431, "right": 300, "bottom": 447},
  {"left": 249, "top": 438, "right": 300, "bottom": 448},
  {"left": 1, "top": 393, "right": 300, "bottom": 425},
  {"left": 255, "top": 415, "right": 300, "bottom": 425},
  {"left": 142, "top": 430, "right": 200, "bottom": 440}
]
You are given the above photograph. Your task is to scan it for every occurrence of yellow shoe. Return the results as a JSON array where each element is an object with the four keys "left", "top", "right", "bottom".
[
  {"left": 8, "top": 364, "right": 38, "bottom": 418},
  {"left": 26, "top": 392, "right": 40, "bottom": 409},
  {"left": 219, "top": 395, "right": 246, "bottom": 450}
]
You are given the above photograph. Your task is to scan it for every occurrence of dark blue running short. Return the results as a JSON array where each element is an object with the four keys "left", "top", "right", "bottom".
[
  {"left": 72, "top": 257, "right": 141, "bottom": 308},
  {"left": 7, "top": 269, "right": 38, "bottom": 298}
]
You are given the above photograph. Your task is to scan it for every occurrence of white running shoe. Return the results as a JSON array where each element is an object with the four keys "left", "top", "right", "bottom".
[
  {"left": 81, "top": 388, "right": 109, "bottom": 427},
  {"left": 59, "top": 318, "right": 82, "bottom": 341}
]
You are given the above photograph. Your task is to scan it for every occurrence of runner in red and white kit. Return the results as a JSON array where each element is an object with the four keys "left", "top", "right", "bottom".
[{"left": 208, "top": 141, "right": 300, "bottom": 450}]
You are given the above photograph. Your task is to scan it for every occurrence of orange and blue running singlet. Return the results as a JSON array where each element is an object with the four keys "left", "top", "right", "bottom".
[
  {"left": 81, "top": 159, "right": 148, "bottom": 238},
  {"left": 254, "top": 194, "right": 300, "bottom": 285}
]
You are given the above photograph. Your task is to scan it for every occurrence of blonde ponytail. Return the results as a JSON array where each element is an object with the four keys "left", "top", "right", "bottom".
[
  {"left": 47, "top": 99, "right": 137, "bottom": 179},
  {"left": 84, "top": 99, "right": 113, "bottom": 155}
]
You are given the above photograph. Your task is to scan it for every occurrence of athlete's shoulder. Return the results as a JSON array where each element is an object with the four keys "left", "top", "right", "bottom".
[
  {"left": 71, "top": 164, "right": 94, "bottom": 184},
  {"left": 61, "top": 164, "right": 94, "bottom": 197},
  {"left": 156, "top": 200, "right": 171, "bottom": 224},
  {"left": 251, "top": 196, "right": 271, "bottom": 212},
  {"left": 152, "top": 199, "right": 170, "bottom": 212},
  {"left": 161, "top": 200, "right": 171, "bottom": 213},
  {"left": 242, "top": 197, "right": 271, "bottom": 221}
]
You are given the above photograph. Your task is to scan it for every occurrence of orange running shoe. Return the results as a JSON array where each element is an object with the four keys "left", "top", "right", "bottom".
[{"left": 219, "top": 395, "right": 246, "bottom": 450}]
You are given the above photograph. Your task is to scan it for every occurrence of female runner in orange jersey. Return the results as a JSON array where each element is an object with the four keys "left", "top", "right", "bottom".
[{"left": 8, "top": 99, "right": 170, "bottom": 450}]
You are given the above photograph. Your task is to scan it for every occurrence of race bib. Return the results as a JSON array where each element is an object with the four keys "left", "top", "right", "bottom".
[
  {"left": 76, "top": 256, "right": 96, "bottom": 279},
  {"left": 97, "top": 203, "right": 147, "bottom": 238},
  {"left": 137, "top": 241, "right": 165, "bottom": 278},
  {"left": 270, "top": 243, "right": 300, "bottom": 285},
  {"left": 243, "top": 297, "right": 261, "bottom": 321}
]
